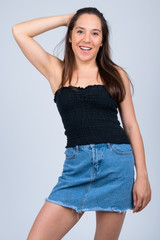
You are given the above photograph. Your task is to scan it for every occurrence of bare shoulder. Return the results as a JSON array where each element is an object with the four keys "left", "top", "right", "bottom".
[
  {"left": 48, "top": 54, "right": 64, "bottom": 95},
  {"left": 114, "top": 65, "right": 131, "bottom": 92},
  {"left": 114, "top": 66, "right": 127, "bottom": 79}
]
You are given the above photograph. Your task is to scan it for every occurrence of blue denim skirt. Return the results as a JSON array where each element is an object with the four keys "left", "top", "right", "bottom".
[{"left": 45, "top": 143, "right": 135, "bottom": 218}]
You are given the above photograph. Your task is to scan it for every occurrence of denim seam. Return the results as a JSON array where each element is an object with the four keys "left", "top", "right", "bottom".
[
  {"left": 111, "top": 146, "right": 133, "bottom": 155},
  {"left": 79, "top": 180, "right": 92, "bottom": 213}
]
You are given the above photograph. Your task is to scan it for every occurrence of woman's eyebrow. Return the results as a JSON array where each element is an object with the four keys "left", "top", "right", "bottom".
[{"left": 75, "top": 26, "right": 101, "bottom": 32}]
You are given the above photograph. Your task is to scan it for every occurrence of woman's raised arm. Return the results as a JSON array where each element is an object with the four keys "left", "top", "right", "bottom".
[{"left": 12, "top": 14, "right": 74, "bottom": 85}]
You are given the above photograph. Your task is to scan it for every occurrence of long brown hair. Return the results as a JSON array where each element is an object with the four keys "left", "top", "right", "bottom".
[{"left": 54, "top": 7, "right": 134, "bottom": 103}]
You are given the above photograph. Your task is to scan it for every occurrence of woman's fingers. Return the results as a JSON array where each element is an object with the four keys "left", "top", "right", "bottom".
[
  {"left": 133, "top": 198, "right": 143, "bottom": 213},
  {"left": 66, "top": 12, "right": 76, "bottom": 27},
  {"left": 132, "top": 176, "right": 152, "bottom": 213}
]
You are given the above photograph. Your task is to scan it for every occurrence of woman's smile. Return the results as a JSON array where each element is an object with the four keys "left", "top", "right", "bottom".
[{"left": 79, "top": 46, "right": 92, "bottom": 53}]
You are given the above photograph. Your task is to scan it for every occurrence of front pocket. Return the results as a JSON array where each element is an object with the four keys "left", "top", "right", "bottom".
[
  {"left": 111, "top": 144, "right": 133, "bottom": 155},
  {"left": 64, "top": 147, "right": 76, "bottom": 159}
]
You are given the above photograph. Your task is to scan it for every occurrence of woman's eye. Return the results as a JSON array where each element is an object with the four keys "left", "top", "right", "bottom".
[
  {"left": 77, "top": 31, "right": 98, "bottom": 36},
  {"left": 77, "top": 30, "right": 83, "bottom": 34}
]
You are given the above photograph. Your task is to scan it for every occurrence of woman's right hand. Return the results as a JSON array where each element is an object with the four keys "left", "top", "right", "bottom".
[{"left": 65, "top": 12, "right": 76, "bottom": 27}]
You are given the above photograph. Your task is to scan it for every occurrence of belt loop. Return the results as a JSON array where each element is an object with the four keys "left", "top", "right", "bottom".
[
  {"left": 76, "top": 145, "right": 79, "bottom": 152},
  {"left": 90, "top": 144, "right": 94, "bottom": 149},
  {"left": 108, "top": 143, "right": 112, "bottom": 148}
]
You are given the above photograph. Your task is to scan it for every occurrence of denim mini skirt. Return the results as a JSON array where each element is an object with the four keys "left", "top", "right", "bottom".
[{"left": 45, "top": 142, "right": 135, "bottom": 218}]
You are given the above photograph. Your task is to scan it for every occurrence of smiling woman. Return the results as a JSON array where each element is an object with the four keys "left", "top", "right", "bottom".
[
  {"left": 75, "top": 26, "right": 102, "bottom": 53},
  {"left": 12, "top": 6, "right": 151, "bottom": 240},
  {"left": 68, "top": 14, "right": 103, "bottom": 64},
  {"left": 56, "top": 9, "right": 135, "bottom": 105}
]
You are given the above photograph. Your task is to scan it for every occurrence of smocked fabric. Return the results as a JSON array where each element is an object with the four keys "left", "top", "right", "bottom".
[{"left": 53, "top": 85, "right": 130, "bottom": 148}]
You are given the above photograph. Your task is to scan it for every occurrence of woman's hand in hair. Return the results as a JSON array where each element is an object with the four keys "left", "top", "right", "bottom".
[{"left": 65, "top": 12, "right": 76, "bottom": 27}]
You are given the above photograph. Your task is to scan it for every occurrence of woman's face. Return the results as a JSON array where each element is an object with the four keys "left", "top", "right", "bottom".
[{"left": 69, "top": 14, "right": 103, "bottom": 64}]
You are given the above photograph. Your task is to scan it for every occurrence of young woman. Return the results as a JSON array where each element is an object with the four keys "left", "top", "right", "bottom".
[{"left": 12, "top": 7, "right": 151, "bottom": 240}]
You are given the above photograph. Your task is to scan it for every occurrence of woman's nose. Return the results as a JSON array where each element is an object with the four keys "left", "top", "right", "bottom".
[{"left": 83, "top": 33, "right": 91, "bottom": 42}]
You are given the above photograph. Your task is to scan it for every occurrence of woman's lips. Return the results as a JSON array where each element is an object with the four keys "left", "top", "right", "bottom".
[{"left": 79, "top": 46, "right": 92, "bottom": 54}]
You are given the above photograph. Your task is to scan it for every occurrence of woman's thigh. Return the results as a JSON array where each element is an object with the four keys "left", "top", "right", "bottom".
[
  {"left": 94, "top": 211, "right": 127, "bottom": 240},
  {"left": 27, "top": 201, "right": 84, "bottom": 240}
]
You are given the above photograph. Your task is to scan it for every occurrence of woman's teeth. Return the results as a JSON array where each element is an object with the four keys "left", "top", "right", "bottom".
[{"left": 79, "top": 46, "right": 92, "bottom": 51}]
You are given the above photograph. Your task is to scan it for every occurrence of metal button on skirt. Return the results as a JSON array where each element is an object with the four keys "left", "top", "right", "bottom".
[{"left": 45, "top": 142, "right": 135, "bottom": 219}]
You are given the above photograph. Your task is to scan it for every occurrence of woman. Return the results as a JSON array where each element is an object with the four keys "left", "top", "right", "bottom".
[{"left": 12, "top": 7, "right": 151, "bottom": 240}]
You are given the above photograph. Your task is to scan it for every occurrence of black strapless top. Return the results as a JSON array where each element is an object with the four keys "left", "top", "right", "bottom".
[{"left": 53, "top": 84, "right": 130, "bottom": 148}]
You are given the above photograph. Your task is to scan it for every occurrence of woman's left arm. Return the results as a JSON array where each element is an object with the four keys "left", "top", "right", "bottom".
[{"left": 117, "top": 67, "right": 152, "bottom": 213}]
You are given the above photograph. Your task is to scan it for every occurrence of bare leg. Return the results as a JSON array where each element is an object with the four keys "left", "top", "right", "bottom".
[
  {"left": 27, "top": 201, "right": 84, "bottom": 240},
  {"left": 94, "top": 211, "right": 127, "bottom": 240}
]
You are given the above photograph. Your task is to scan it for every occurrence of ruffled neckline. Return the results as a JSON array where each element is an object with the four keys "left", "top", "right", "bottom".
[{"left": 54, "top": 84, "right": 105, "bottom": 100}]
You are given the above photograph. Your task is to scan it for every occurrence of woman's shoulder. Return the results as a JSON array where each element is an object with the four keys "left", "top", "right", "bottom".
[
  {"left": 114, "top": 65, "right": 125, "bottom": 75},
  {"left": 114, "top": 65, "right": 129, "bottom": 85}
]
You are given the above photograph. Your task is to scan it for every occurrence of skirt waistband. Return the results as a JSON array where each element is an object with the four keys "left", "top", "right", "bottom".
[{"left": 73, "top": 142, "right": 114, "bottom": 151}]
